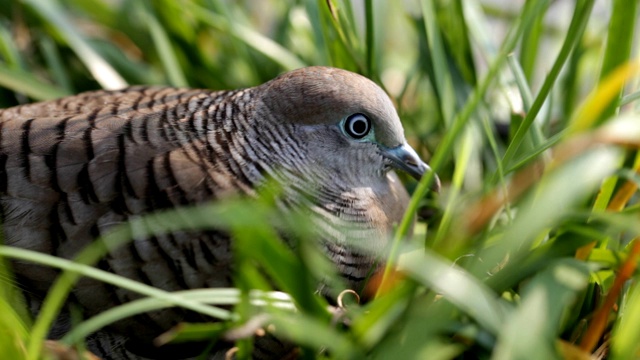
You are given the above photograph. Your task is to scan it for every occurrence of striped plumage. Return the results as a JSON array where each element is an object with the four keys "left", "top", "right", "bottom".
[{"left": 0, "top": 66, "right": 437, "bottom": 359}]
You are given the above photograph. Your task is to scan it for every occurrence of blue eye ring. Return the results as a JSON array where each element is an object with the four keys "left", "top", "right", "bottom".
[{"left": 344, "top": 113, "right": 371, "bottom": 139}]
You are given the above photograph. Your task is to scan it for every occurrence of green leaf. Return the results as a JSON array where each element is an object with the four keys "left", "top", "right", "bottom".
[
  {"left": 492, "top": 260, "right": 590, "bottom": 360},
  {"left": 500, "top": 0, "right": 594, "bottom": 172},
  {"left": 611, "top": 282, "right": 640, "bottom": 360},
  {"left": 269, "top": 311, "right": 362, "bottom": 359},
  {"left": 595, "top": 0, "right": 638, "bottom": 124},
  {"left": 22, "top": 0, "right": 127, "bottom": 89},
  {"left": 0, "top": 64, "right": 69, "bottom": 100},
  {"left": 473, "top": 146, "right": 621, "bottom": 277},
  {"left": 188, "top": 4, "right": 307, "bottom": 71},
  {"left": 399, "top": 248, "right": 508, "bottom": 335},
  {"left": 142, "top": 4, "right": 188, "bottom": 87}
]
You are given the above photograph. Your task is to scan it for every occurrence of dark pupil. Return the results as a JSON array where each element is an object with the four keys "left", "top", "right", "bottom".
[{"left": 351, "top": 119, "right": 367, "bottom": 135}]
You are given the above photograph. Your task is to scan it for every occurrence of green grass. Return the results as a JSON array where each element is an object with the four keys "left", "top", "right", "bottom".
[{"left": 1, "top": 0, "right": 640, "bottom": 359}]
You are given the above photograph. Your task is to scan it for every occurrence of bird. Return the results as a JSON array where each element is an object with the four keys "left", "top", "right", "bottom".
[{"left": 0, "top": 66, "right": 439, "bottom": 359}]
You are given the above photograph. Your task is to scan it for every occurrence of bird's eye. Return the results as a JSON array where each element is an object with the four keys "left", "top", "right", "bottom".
[{"left": 343, "top": 113, "right": 371, "bottom": 139}]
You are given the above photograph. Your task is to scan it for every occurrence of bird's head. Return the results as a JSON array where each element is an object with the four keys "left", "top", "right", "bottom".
[{"left": 257, "top": 66, "right": 440, "bottom": 190}]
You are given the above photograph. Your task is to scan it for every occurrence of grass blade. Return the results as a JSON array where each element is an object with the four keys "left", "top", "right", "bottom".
[
  {"left": 22, "top": 0, "right": 127, "bottom": 89},
  {"left": 493, "top": 260, "right": 589, "bottom": 360},
  {"left": 143, "top": 4, "right": 188, "bottom": 87},
  {"left": 594, "top": 0, "right": 638, "bottom": 124},
  {"left": 500, "top": 0, "right": 594, "bottom": 171},
  {"left": 399, "top": 248, "right": 507, "bottom": 334},
  {"left": 0, "top": 65, "right": 69, "bottom": 100}
]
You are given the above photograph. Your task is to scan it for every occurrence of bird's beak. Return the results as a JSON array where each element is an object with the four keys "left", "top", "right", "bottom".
[{"left": 382, "top": 143, "right": 441, "bottom": 193}]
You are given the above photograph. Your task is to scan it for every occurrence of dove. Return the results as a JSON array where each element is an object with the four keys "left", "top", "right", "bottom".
[{"left": 0, "top": 66, "right": 439, "bottom": 359}]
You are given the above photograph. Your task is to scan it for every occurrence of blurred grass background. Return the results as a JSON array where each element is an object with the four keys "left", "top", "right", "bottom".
[{"left": 1, "top": 0, "right": 640, "bottom": 359}]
